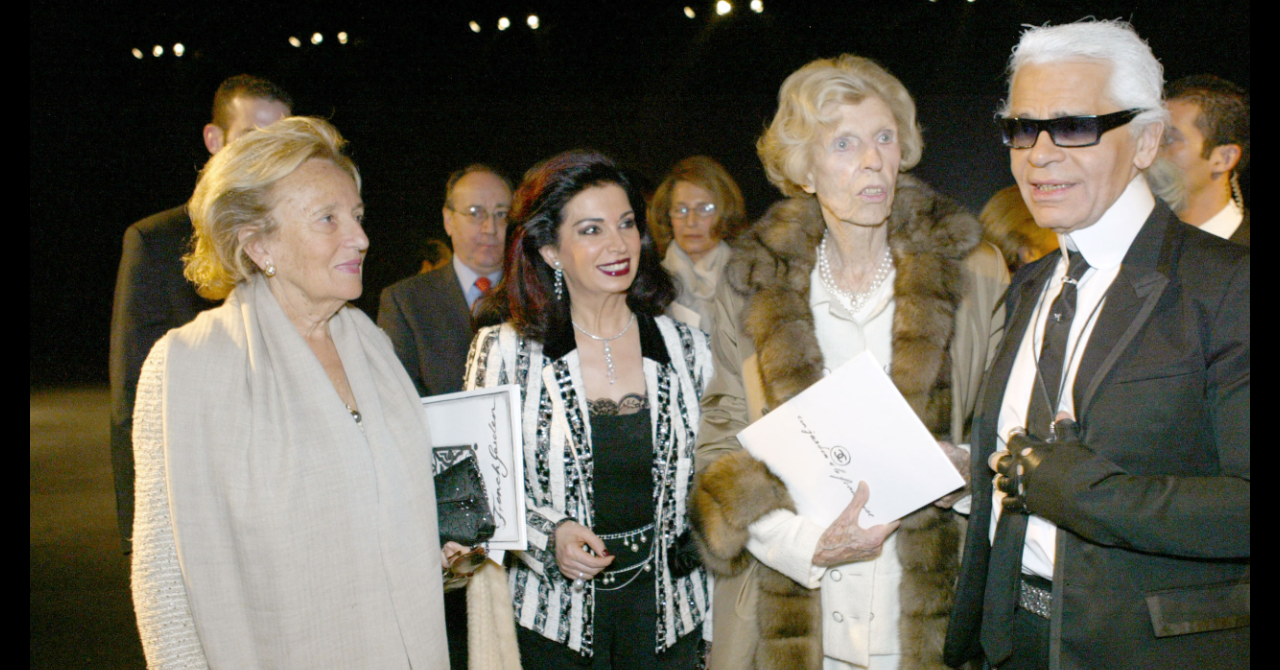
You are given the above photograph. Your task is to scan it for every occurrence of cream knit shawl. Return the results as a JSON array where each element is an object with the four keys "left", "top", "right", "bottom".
[{"left": 160, "top": 274, "right": 448, "bottom": 668}]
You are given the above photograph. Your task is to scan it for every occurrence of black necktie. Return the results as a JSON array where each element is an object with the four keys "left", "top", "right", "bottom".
[
  {"left": 982, "top": 250, "right": 1090, "bottom": 664},
  {"left": 1026, "top": 250, "right": 1090, "bottom": 440}
]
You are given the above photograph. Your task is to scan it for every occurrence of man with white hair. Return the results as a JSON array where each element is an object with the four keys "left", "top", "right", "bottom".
[{"left": 945, "top": 20, "right": 1249, "bottom": 670}]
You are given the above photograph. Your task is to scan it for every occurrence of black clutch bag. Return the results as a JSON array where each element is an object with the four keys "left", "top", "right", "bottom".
[{"left": 434, "top": 454, "right": 497, "bottom": 547}]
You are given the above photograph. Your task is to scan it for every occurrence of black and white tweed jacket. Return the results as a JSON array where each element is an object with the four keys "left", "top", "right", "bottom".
[{"left": 463, "top": 313, "right": 713, "bottom": 656}]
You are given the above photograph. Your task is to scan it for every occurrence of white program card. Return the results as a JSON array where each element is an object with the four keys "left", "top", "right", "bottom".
[
  {"left": 423, "top": 385, "right": 527, "bottom": 551},
  {"left": 737, "top": 351, "right": 963, "bottom": 528}
]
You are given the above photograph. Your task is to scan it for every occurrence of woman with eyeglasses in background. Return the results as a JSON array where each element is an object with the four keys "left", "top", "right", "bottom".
[{"left": 648, "top": 156, "right": 749, "bottom": 334}]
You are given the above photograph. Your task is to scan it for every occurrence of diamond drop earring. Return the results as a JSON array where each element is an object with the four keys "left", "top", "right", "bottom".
[{"left": 553, "top": 261, "right": 564, "bottom": 301}]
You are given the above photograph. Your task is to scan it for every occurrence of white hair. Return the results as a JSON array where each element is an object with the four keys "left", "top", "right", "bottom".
[{"left": 1001, "top": 19, "right": 1169, "bottom": 134}]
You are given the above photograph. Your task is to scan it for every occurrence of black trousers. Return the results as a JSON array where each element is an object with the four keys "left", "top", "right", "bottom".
[
  {"left": 516, "top": 574, "right": 700, "bottom": 670},
  {"left": 991, "top": 605, "right": 1050, "bottom": 670},
  {"left": 445, "top": 587, "right": 468, "bottom": 670}
]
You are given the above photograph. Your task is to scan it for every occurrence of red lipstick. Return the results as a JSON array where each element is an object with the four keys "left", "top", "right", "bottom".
[{"left": 597, "top": 259, "right": 631, "bottom": 277}]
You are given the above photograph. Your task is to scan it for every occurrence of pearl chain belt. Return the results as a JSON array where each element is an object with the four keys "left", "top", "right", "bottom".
[{"left": 596, "top": 522, "right": 655, "bottom": 590}]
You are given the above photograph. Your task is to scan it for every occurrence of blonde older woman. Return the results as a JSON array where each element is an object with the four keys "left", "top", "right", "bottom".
[
  {"left": 649, "top": 156, "right": 749, "bottom": 334},
  {"left": 130, "top": 117, "right": 450, "bottom": 669},
  {"left": 690, "top": 56, "right": 1009, "bottom": 670}
]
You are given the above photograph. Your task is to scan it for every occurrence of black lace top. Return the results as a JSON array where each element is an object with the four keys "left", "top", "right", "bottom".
[{"left": 590, "top": 393, "right": 655, "bottom": 536}]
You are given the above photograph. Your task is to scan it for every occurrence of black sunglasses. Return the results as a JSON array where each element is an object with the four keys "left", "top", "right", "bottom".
[{"left": 998, "top": 109, "right": 1144, "bottom": 149}]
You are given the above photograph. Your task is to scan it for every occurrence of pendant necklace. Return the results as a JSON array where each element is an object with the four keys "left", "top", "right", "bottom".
[
  {"left": 817, "top": 236, "right": 894, "bottom": 314},
  {"left": 571, "top": 313, "right": 636, "bottom": 384},
  {"left": 337, "top": 375, "right": 363, "bottom": 428}
]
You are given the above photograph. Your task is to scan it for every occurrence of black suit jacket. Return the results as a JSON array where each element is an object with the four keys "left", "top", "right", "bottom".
[
  {"left": 1230, "top": 207, "right": 1250, "bottom": 246},
  {"left": 377, "top": 263, "right": 475, "bottom": 397},
  {"left": 946, "top": 202, "right": 1250, "bottom": 669},
  {"left": 108, "top": 205, "right": 218, "bottom": 552}
]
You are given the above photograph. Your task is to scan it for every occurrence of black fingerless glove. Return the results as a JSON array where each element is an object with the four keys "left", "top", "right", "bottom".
[{"left": 996, "top": 418, "right": 1082, "bottom": 513}]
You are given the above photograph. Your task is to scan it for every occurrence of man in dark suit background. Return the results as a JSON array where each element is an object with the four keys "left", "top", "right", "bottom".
[
  {"left": 379, "top": 165, "right": 512, "bottom": 397},
  {"left": 377, "top": 165, "right": 511, "bottom": 670},
  {"left": 1162, "top": 74, "right": 1250, "bottom": 245},
  {"left": 945, "top": 20, "right": 1249, "bottom": 670},
  {"left": 109, "top": 75, "right": 291, "bottom": 554}
]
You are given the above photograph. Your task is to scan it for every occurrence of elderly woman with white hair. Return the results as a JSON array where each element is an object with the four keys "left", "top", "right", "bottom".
[
  {"left": 130, "top": 117, "right": 450, "bottom": 669},
  {"left": 690, "top": 55, "right": 1008, "bottom": 670}
]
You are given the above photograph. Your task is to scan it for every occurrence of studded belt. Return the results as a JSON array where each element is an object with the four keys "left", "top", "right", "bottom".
[{"left": 1018, "top": 575, "right": 1052, "bottom": 619}]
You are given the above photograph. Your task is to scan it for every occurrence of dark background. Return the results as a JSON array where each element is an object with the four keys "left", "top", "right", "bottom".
[{"left": 30, "top": 0, "right": 1249, "bottom": 387}]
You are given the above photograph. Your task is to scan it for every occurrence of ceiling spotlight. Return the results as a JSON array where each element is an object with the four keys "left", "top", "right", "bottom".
[
  {"left": 684, "top": 6, "right": 695, "bottom": 18},
  {"left": 131, "top": 48, "right": 144, "bottom": 59},
  {"left": 498, "top": 16, "right": 510, "bottom": 30},
  {"left": 469, "top": 21, "right": 481, "bottom": 33},
  {"left": 750, "top": 0, "right": 763, "bottom": 12},
  {"left": 152, "top": 45, "right": 164, "bottom": 57},
  {"left": 289, "top": 36, "right": 302, "bottom": 47},
  {"left": 337, "top": 31, "right": 348, "bottom": 44},
  {"left": 311, "top": 32, "right": 323, "bottom": 45},
  {"left": 527, "top": 14, "right": 539, "bottom": 29},
  {"left": 173, "top": 43, "right": 185, "bottom": 57},
  {"left": 716, "top": 1, "right": 732, "bottom": 16}
]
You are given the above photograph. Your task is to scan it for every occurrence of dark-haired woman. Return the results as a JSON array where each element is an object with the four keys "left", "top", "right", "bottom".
[{"left": 466, "top": 151, "right": 712, "bottom": 668}]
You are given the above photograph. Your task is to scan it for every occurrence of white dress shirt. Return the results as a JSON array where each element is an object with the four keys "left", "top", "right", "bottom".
[
  {"left": 989, "top": 175, "right": 1155, "bottom": 579},
  {"left": 452, "top": 256, "right": 502, "bottom": 310},
  {"left": 1199, "top": 198, "right": 1244, "bottom": 240},
  {"left": 746, "top": 263, "right": 903, "bottom": 669}
]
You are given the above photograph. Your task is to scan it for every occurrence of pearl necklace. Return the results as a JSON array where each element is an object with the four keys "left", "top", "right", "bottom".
[
  {"left": 817, "top": 236, "right": 894, "bottom": 315},
  {"left": 571, "top": 313, "right": 636, "bottom": 384}
]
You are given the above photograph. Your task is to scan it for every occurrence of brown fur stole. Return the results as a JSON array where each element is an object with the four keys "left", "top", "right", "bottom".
[{"left": 693, "top": 174, "right": 979, "bottom": 670}]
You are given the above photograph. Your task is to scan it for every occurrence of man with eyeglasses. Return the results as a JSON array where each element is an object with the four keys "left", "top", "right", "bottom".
[
  {"left": 377, "top": 164, "right": 512, "bottom": 670},
  {"left": 945, "top": 20, "right": 1249, "bottom": 670},
  {"left": 379, "top": 164, "right": 513, "bottom": 398}
]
